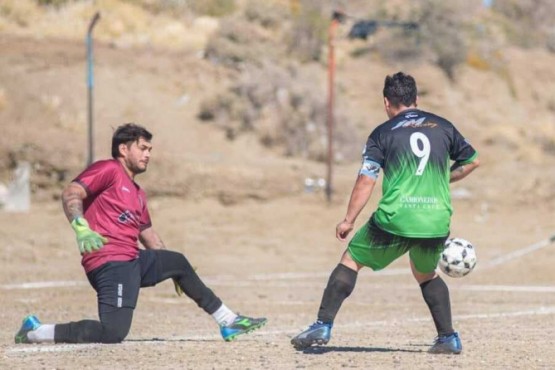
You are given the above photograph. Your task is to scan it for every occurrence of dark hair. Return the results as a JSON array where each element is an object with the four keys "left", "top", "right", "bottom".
[
  {"left": 383, "top": 72, "right": 417, "bottom": 108},
  {"left": 111, "top": 123, "right": 153, "bottom": 158}
]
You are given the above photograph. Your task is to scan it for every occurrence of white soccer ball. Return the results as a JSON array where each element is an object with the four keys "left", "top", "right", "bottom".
[{"left": 438, "top": 238, "right": 477, "bottom": 278}]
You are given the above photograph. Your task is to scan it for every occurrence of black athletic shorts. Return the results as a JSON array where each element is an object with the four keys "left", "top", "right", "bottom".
[{"left": 86, "top": 250, "right": 160, "bottom": 314}]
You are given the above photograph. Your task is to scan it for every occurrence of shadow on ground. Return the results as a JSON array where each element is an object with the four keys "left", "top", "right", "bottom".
[{"left": 298, "top": 346, "right": 424, "bottom": 355}]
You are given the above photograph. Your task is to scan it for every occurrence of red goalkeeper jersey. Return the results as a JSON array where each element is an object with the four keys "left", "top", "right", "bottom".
[{"left": 73, "top": 159, "right": 152, "bottom": 273}]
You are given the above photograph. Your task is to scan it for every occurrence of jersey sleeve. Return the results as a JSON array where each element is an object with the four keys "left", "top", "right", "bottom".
[
  {"left": 363, "top": 130, "right": 385, "bottom": 164},
  {"left": 359, "top": 130, "right": 384, "bottom": 179},
  {"left": 450, "top": 126, "right": 478, "bottom": 164},
  {"left": 73, "top": 161, "right": 117, "bottom": 197}
]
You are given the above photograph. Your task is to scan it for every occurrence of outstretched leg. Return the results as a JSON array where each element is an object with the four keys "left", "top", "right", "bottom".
[
  {"left": 153, "top": 249, "right": 267, "bottom": 341},
  {"left": 154, "top": 249, "right": 223, "bottom": 314}
]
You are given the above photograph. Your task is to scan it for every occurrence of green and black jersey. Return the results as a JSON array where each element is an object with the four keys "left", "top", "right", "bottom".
[{"left": 360, "top": 109, "right": 478, "bottom": 238}]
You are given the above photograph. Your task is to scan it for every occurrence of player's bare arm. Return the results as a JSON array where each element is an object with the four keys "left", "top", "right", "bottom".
[
  {"left": 449, "top": 158, "right": 480, "bottom": 183},
  {"left": 139, "top": 227, "right": 166, "bottom": 250},
  {"left": 337, "top": 175, "right": 376, "bottom": 241},
  {"left": 61, "top": 182, "right": 87, "bottom": 222}
]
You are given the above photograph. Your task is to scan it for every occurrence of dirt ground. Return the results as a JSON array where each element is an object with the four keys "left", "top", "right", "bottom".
[
  {"left": 1, "top": 187, "right": 555, "bottom": 369},
  {"left": 1, "top": 15, "right": 555, "bottom": 369}
]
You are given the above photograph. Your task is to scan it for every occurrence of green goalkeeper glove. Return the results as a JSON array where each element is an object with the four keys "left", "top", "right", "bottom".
[{"left": 71, "top": 217, "right": 108, "bottom": 255}]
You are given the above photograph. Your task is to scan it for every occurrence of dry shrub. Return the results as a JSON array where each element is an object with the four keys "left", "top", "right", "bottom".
[
  {"left": 120, "top": 0, "right": 191, "bottom": 16},
  {"left": 414, "top": 0, "right": 467, "bottom": 80},
  {"left": 35, "top": 0, "right": 73, "bottom": 7},
  {"left": 0, "top": 0, "right": 41, "bottom": 27},
  {"left": 199, "top": 63, "right": 358, "bottom": 162},
  {"left": 120, "top": 0, "right": 235, "bottom": 18},
  {"left": 547, "top": 29, "right": 555, "bottom": 53},
  {"left": 201, "top": 1, "right": 358, "bottom": 162},
  {"left": 205, "top": 16, "right": 281, "bottom": 68},
  {"left": 205, "top": 0, "right": 330, "bottom": 66},
  {"left": 466, "top": 49, "right": 491, "bottom": 71},
  {"left": 244, "top": 0, "right": 287, "bottom": 29},
  {"left": 492, "top": 0, "right": 555, "bottom": 49},
  {"left": 365, "top": 0, "right": 467, "bottom": 80},
  {"left": 534, "top": 122, "right": 555, "bottom": 157},
  {"left": 286, "top": 0, "right": 327, "bottom": 63},
  {"left": 189, "top": 0, "right": 235, "bottom": 17}
]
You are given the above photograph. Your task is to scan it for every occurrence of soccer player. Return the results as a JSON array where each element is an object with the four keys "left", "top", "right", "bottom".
[
  {"left": 15, "top": 123, "right": 266, "bottom": 344},
  {"left": 291, "top": 72, "right": 479, "bottom": 354}
]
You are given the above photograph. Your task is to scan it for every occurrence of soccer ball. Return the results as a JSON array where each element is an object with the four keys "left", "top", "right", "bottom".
[{"left": 438, "top": 238, "right": 477, "bottom": 278}]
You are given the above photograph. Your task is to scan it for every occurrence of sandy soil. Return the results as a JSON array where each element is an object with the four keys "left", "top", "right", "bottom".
[{"left": 1, "top": 189, "right": 555, "bottom": 369}]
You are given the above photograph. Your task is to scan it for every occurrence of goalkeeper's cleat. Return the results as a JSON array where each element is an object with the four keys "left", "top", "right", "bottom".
[
  {"left": 291, "top": 321, "right": 332, "bottom": 350},
  {"left": 428, "top": 332, "right": 462, "bottom": 354},
  {"left": 220, "top": 315, "right": 267, "bottom": 342},
  {"left": 14, "top": 315, "right": 42, "bottom": 344}
]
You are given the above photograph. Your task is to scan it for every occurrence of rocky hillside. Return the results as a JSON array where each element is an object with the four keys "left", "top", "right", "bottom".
[{"left": 1, "top": 0, "right": 554, "bottom": 207}]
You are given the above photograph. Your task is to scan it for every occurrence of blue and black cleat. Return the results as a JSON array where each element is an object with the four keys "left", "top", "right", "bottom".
[{"left": 428, "top": 332, "right": 462, "bottom": 354}]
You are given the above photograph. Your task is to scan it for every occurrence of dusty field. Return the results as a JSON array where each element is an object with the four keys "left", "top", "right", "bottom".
[
  {"left": 1, "top": 190, "right": 555, "bottom": 369},
  {"left": 2, "top": 5, "right": 555, "bottom": 367}
]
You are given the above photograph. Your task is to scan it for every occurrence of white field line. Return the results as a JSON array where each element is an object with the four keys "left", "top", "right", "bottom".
[
  {"left": 6, "top": 305, "right": 555, "bottom": 355},
  {"left": 1, "top": 234, "right": 554, "bottom": 291},
  {"left": 459, "top": 284, "right": 555, "bottom": 293},
  {"left": 480, "top": 234, "right": 555, "bottom": 269},
  {"left": 0, "top": 281, "right": 89, "bottom": 290},
  {"left": 250, "top": 268, "right": 410, "bottom": 280},
  {"left": 4, "top": 278, "right": 555, "bottom": 294},
  {"left": 142, "top": 282, "right": 555, "bottom": 306}
]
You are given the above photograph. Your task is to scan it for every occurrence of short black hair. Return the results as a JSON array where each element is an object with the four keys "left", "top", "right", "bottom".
[
  {"left": 383, "top": 72, "right": 417, "bottom": 108},
  {"left": 111, "top": 123, "right": 153, "bottom": 159}
]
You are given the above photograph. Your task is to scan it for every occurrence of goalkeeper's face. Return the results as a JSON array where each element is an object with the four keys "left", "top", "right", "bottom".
[{"left": 120, "top": 137, "right": 152, "bottom": 175}]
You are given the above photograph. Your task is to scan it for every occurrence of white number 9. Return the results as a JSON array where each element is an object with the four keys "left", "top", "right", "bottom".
[{"left": 410, "top": 132, "right": 430, "bottom": 176}]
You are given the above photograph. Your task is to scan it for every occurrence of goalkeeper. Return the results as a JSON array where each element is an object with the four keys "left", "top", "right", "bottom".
[{"left": 15, "top": 123, "right": 266, "bottom": 344}]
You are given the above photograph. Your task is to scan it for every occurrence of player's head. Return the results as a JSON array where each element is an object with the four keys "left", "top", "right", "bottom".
[
  {"left": 112, "top": 123, "right": 153, "bottom": 175},
  {"left": 383, "top": 72, "right": 417, "bottom": 118}
]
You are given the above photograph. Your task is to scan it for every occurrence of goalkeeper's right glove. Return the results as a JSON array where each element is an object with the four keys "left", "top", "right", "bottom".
[{"left": 71, "top": 217, "right": 108, "bottom": 255}]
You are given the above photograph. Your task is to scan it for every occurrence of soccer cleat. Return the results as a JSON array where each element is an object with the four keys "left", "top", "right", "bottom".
[
  {"left": 220, "top": 315, "right": 267, "bottom": 341},
  {"left": 14, "top": 315, "right": 42, "bottom": 344},
  {"left": 428, "top": 332, "right": 462, "bottom": 354},
  {"left": 290, "top": 321, "right": 332, "bottom": 350}
]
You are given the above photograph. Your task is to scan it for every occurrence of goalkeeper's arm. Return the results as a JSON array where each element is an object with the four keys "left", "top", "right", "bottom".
[
  {"left": 62, "top": 182, "right": 87, "bottom": 222},
  {"left": 62, "top": 182, "right": 107, "bottom": 254}
]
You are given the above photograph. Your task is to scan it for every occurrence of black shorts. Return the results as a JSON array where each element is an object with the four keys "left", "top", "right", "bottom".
[{"left": 86, "top": 249, "right": 160, "bottom": 314}]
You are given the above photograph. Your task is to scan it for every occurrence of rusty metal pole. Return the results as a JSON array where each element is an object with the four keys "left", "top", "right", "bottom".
[
  {"left": 325, "top": 16, "right": 339, "bottom": 203},
  {"left": 325, "top": 10, "right": 346, "bottom": 202},
  {"left": 86, "top": 12, "right": 101, "bottom": 167}
]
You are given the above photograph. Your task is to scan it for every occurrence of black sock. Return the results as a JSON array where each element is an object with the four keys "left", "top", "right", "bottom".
[
  {"left": 317, "top": 264, "right": 358, "bottom": 324},
  {"left": 420, "top": 276, "right": 454, "bottom": 336}
]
